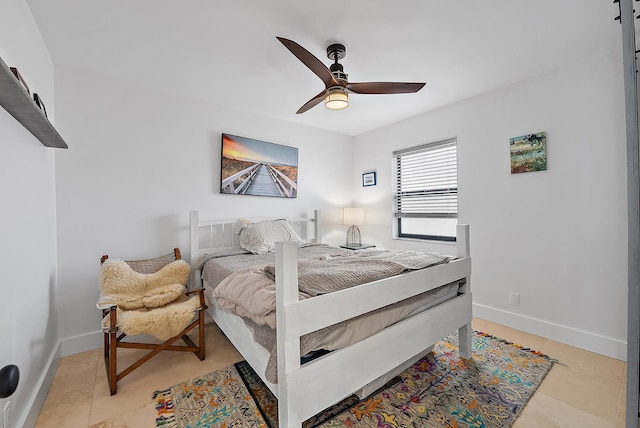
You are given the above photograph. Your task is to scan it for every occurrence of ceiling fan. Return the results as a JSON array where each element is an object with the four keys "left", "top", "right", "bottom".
[{"left": 276, "top": 36, "right": 426, "bottom": 114}]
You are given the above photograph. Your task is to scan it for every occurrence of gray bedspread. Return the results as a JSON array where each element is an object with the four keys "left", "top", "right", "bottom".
[
  {"left": 263, "top": 249, "right": 450, "bottom": 296},
  {"left": 197, "top": 244, "right": 353, "bottom": 288}
]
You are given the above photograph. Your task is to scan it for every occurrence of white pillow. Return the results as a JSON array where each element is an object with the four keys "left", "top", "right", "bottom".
[{"left": 239, "top": 219, "right": 305, "bottom": 254}]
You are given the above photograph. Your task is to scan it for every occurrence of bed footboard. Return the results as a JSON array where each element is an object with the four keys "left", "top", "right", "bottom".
[{"left": 275, "top": 224, "right": 472, "bottom": 427}]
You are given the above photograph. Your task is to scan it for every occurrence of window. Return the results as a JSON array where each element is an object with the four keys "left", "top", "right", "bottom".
[{"left": 393, "top": 138, "right": 458, "bottom": 241}]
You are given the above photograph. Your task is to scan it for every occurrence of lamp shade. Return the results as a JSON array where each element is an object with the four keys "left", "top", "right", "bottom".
[
  {"left": 325, "top": 87, "right": 349, "bottom": 110},
  {"left": 342, "top": 207, "right": 364, "bottom": 226}
]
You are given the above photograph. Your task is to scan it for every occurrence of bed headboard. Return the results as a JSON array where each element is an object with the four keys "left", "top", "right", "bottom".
[{"left": 189, "top": 210, "right": 321, "bottom": 266}]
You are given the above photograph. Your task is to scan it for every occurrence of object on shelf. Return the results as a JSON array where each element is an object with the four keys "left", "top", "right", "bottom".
[
  {"left": 0, "top": 55, "right": 68, "bottom": 148},
  {"left": 10, "top": 66, "right": 30, "bottom": 94},
  {"left": 34, "top": 93, "right": 47, "bottom": 117}
]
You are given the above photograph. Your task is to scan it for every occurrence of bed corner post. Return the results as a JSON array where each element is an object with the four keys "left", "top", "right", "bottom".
[
  {"left": 314, "top": 209, "right": 322, "bottom": 244},
  {"left": 456, "top": 224, "right": 473, "bottom": 360},
  {"left": 275, "top": 241, "right": 303, "bottom": 427}
]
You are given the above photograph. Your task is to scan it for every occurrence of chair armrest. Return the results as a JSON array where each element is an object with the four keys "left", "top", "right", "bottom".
[
  {"left": 186, "top": 288, "right": 208, "bottom": 311},
  {"left": 101, "top": 305, "right": 119, "bottom": 333},
  {"left": 101, "top": 305, "right": 117, "bottom": 317}
]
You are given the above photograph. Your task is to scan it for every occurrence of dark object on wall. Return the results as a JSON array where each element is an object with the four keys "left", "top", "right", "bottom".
[
  {"left": 220, "top": 133, "right": 298, "bottom": 198},
  {"left": 33, "top": 93, "right": 47, "bottom": 118},
  {"left": 0, "top": 365, "right": 19, "bottom": 398},
  {"left": 9, "top": 67, "right": 30, "bottom": 94}
]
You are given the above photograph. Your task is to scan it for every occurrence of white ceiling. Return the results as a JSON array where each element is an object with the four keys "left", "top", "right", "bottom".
[{"left": 26, "top": 0, "right": 620, "bottom": 136}]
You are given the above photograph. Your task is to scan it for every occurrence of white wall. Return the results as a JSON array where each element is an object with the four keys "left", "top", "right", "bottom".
[
  {"left": 53, "top": 22, "right": 628, "bottom": 364},
  {"left": 0, "top": 1, "right": 61, "bottom": 427},
  {"left": 53, "top": 67, "right": 355, "bottom": 353},
  {"left": 353, "top": 46, "right": 628, "bottom": 360}
]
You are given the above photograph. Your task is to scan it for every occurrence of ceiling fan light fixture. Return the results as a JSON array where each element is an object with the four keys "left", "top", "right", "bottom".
[{"left": 325, "top": 87, "right": 349, "bottom": 110}]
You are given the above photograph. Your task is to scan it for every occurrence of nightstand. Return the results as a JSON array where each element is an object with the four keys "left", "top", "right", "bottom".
[{"left": 339, "top": 244, "right": 375, "bottom": 250}]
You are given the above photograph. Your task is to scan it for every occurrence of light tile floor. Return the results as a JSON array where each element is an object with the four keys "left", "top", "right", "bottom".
[{"left": 34, "top": 318, "right": 628, "bottom": 427}]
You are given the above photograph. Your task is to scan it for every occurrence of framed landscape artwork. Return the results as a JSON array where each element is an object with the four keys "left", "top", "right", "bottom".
[
  {"left": 510, "top": 131, "right": 547, "bottom": 174},
  {"left": 220, "top": 133, "right": 298, "bottom": 198},
  {"left": 362, "top": 171, "right": 377, "bottom": 187}
]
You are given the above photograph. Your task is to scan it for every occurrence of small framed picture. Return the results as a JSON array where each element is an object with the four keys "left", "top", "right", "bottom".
[
  {"left": 33, "top": 93, "right": 47, "bottom": 118},
  {"left": 362, "top": 171, "right": 376, "bottom": 187},
  {"left": 10, "top": 67, "right": 30, "bottom": 95},
  {"left": 510, "top": 131, "right": 546, "bottom": 174}
]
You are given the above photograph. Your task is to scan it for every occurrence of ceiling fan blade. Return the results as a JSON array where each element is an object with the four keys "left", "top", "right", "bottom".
[
  {"left": 277, "top": 37, "right": 338, "bottom": 89},
  {"left": 296, "top": 89, "right": 327, "bottom": 114},
  {"left": 346, "top": 82, "right": 426, "bottom": 94}
]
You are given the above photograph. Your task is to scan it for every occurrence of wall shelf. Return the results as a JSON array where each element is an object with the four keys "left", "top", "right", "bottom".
[{"left": 0, "top": 55, "right": 67, "bottom": 149}]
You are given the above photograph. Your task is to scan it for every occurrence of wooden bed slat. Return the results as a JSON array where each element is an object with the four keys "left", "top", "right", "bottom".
[
  {"left": 283, "top": 255, "right": 471, "bottom": 339},
  {"left": 284, "top": 293, "right": 472, "bottom": 422}
]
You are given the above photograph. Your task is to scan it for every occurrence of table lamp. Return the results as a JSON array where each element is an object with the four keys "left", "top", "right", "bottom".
[{"left": 342, "top": 207, "right": 364, "bottom": 246}]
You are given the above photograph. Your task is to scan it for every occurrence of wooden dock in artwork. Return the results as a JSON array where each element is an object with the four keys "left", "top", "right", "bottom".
[{"left": 221, "top": 163, "right": 297, "bottom": 197}]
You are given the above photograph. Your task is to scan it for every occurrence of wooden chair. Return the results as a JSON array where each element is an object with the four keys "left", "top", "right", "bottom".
[{"left": 99, "top": 248, "right": 206, "bottom": 395}]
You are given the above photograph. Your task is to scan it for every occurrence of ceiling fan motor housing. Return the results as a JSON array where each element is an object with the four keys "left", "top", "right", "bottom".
[
  {"left": 326, "top": 43, "right": 346, "bottom": 61},
  {"left": 327, "top": 43, "right": 348, "bottom": 83},
  {"left": 331, "top": 68, "right": 348, "bottom": 82}
]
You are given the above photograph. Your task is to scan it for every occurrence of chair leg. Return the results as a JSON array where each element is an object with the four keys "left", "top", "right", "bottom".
[
  {"left": 109, "top": 333, "right": 117, "bottom": 395},
  {"left": 108, "top": 308, "right": 118, "bottom": 395},
  {"left": 103, "top": 331, "right": 108, "bottom": 359},
  {"left": 182, "top": 291, "right": 206, "bottom": 361},
  {"left": 180, "top": 314, "right": 205, "bottom": 361},
  {"left": 197, "top": 304, "right": 205, "bottom": 360},
  {"left": 103, "top": 331, "right": 110, "bottom": 383},
  {"left": 198, "top": 291, "right": 206, "bottom": 360}
]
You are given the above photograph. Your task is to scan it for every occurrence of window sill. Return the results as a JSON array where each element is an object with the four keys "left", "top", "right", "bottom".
[{"left": 392, "top": 237, "right": 457, "bottom": 245}]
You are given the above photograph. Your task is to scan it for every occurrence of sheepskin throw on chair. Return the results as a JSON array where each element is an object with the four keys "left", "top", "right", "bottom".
[{"left": 97, "top": 259, "right": 200, "bottom": 340}]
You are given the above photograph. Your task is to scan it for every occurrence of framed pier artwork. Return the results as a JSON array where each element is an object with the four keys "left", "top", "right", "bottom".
[{"left": 220, "top": 133, "right": 298, "bottom": 198}]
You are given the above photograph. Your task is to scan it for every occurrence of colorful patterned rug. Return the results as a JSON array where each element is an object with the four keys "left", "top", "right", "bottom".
[{"left": 153, "top": 331, "right": 554, "bottom": 427}]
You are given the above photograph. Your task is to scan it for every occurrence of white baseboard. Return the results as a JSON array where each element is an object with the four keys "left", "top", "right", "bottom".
[
  {"left": 18, "top": 332, "right": 102, "bottom": 428},
  {"left": 473, "top": 303, "right": 627, "bottom": 362},
  {"left": 17, "top": 343, "right": 61, "bottom": 428},
  {"left": 59, "top": 330, "right": 102, "bottom": 357}
]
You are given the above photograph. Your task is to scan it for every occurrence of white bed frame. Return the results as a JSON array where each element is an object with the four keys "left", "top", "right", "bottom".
[{"left": 190, "top": 210, "right": 472, "bottom": 427}]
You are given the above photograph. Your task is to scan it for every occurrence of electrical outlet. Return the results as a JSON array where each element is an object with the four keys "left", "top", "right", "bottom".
[{"left": 510, "top": 292, "right": 520, "bottom": 306}]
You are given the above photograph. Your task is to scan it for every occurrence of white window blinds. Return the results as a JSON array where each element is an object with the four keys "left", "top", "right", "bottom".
[{"left": 394, "top": 138, "right": 458, "bottom": 219}]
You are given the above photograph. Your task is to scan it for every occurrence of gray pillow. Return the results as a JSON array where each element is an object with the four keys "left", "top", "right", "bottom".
[{"left": 239, "top": 219, "right": 305, "bottom": 254}]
